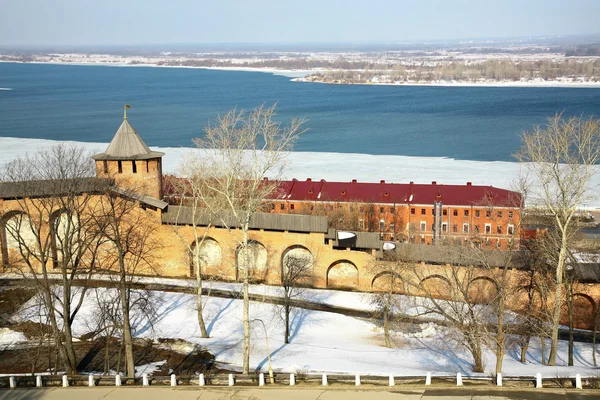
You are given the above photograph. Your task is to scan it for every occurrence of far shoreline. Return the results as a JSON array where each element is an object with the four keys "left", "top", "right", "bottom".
[{"left": 2, "top": 60, "right": 600, "bottom": 88}]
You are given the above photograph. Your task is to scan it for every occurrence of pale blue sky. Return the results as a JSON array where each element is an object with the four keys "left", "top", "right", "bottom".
[{"left": 1, "top": 0, "right": 599, "bottom": 46}]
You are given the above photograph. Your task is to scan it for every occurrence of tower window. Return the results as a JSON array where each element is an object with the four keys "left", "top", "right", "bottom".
[
  {"left": 103, "top": 160, "right": 108, "bottom": 174},
  {"left": 118, "top": 161, "right": 123, "bottom": 174},
  {"left": 146, "top": 160, "right": 150, "bottom": 173},
  {"left": 132, "top": 161, "right": 137, "bottom": 174}
]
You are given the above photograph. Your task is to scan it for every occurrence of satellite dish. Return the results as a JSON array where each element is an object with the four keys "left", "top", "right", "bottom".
[
  {"left": 383, "top": 242, "right": 396, "bottom": 251},
  {"left": 337, "top": 231, "right": 356, "bottom": 240}
]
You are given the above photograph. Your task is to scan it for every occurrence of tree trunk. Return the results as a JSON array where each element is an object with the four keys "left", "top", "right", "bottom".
[
  {"left": 242, "top": 227, "right": 251, "bottom": 374},
  {"left": 541, "top": 336, "right": 547, "bottom": 366},
  {"left": 495, "top": 295, "right": 505, "bottom": 375},
  {"left": 120, "top": 285, "right": 135, "bottom": 379},
  {"left": 568, "top": 283, "right": 574, "bottom": 366},
  {"left": 42, "top": 287, "right": 77, "bottom": 375},
  {"left": 520, "top": 335, "right": 531, "bottom": 363},
  {"left": 196, "top": 265, "right": 208, "bottom": 338},
  {"left": 284, "top": 299, "right": 290, "bottom": 344},
  {"left": 383, "top": 305, "right": 391, "bottom": 348},
  {"left": 548, "top": 237, "right": 567, "bottom": 366}
]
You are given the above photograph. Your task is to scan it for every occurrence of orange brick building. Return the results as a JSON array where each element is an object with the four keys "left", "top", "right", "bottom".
[{"left": 270, "top": 178, "right": 522, "bottom": 250}]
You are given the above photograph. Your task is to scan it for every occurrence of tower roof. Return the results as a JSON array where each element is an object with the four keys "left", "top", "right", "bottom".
[{"left": 93, "top": 117, "right": 165, "bottom": 161}]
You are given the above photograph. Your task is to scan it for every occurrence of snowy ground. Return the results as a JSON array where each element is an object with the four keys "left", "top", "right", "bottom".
[
  {"left": 1, "top": 137, "right": 600, "bottom": 209},
  {"left": 4, "top": 283, "right": 600, "bottom": 378}
]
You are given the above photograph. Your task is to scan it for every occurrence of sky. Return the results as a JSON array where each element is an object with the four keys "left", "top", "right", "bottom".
[{"left": 0, "top": 0, "right": 599, "bottom": 47}]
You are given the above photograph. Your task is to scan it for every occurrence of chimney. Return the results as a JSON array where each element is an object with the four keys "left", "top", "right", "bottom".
[
  {"left": 432, "top": 181, "right": 436, "bottom": 185},
  {"left": 380, "top": 180, "right": 385, "bottom": 184},
  {"left": 351, "top": 179, "right": 357, "bottom": 183},
  {"left": 263, "top": 177, "right": 268, "bottom": 182},
  {"left": 410, "top": 181, "right": 414, "bottom": 185},
  {"left": 306, "top": 178, "right": 312, "bottom": 182},
  {"left": 320, "top": 179, "right": 326, "bottom": 182},
  {"left": 466, "top": 182, "right": 472, "bottom": 186}
]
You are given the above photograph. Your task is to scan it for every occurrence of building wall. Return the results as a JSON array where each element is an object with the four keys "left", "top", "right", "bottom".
[
  {"left": 1, "top": 192, "right": 597, "bottom": 329},
  {"left": 272, "top": 200, "right": 520, "bottom": 250},
  {"left": 95, "top": 158, "right": 163, "bottom": 199}
]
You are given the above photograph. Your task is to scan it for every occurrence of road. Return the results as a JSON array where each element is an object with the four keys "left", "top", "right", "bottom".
[{"left": 1, "top": 387, "right": 599, "bottom": 400}]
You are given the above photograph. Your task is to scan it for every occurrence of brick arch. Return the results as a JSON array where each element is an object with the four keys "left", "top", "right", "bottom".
[
  {"left": 467, "top": 276, "right": 499, "bottom": 304},
  {"left": 190, "top": 237, "right": 223, "bottom": 278},
  {"left": 281, "top": 245, "right": 313, "bottom": 284},
  {"left": 236, "top": 239, "right": 268, "bottom": 282},
  {"left": 327, "top": 260, "right": 359, "bottom": 290},
  {"left": 371, "top": 271, "right": 404, "bottom": 294},
  {"left": 571, "top": 292, "right": 596, "bottom": 330},
  {"left": 49, "top": 208, "right": 78, "bottom": 267},
  {"left": 419, "top": 274, "right": 452, "bottom": 298},
  {"left": 1, "top": 210, "right": 33, "bottom": 266}
]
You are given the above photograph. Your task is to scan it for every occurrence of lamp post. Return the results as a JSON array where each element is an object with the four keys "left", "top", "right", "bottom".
[{"left": 252, "top": 319, "right": 274, "bottom": 384}]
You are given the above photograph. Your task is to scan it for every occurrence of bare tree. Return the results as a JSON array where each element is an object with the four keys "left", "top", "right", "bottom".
[
  {"left": 192, "top": 104, "right": 305, "bottom": 373},
  {"left": 170, "top": 159, "right": 215, "bottom": 339},
  {"left": 515, "top": 114, "right": 600, "bottom": 365},
  {"left": 0, "top": 145, "right": 101, "bottom": 375},
  {"left": 369, "top": 250, "right": 408, "bottom": 348},
  {"left": 280, "top": 245, "right": 315, "bottom": 344},
  {"left": 93, "top": 185, "right": 161, "bottom": 378}
]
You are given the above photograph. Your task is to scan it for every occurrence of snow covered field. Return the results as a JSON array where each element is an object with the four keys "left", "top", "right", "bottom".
[
  {"left": 1, "top": 137, "right": 600, "bottom": 208},
  {"left": 4, "top": 284, "right": 600, "bottom": 378}
]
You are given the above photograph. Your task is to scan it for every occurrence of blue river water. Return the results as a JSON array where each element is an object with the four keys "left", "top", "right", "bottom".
[{"left": 0, "top": 62, "right": 599, "bottom": 161}]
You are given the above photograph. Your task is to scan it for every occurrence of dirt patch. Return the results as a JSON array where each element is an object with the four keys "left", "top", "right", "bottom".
[
  {"left": 0, "top": 286, "right": 37, "bottom": 326},
  {"left": 0, "top": 337, "right": 217, "bottom": 376}
]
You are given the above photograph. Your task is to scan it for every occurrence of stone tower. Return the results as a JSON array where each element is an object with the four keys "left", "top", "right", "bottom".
[{"left": 92, "top": 108, "right": 165, "bottom": 200}]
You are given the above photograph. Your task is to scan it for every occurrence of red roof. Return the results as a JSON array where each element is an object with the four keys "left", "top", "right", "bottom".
[{"left": 274, "top": 179, "right": 522, "bottom": 208}]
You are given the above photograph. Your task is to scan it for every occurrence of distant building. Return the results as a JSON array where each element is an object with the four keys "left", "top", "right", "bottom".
[{"left": 269, "top": 178, "right": 522, "bottom": 250}]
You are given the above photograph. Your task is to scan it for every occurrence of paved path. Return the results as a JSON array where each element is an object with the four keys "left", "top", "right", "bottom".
[{"left": 1, "top": 387, "right": 599, "bottom": 400}]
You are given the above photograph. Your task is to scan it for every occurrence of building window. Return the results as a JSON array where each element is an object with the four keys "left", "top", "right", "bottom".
[
  {"left": 497, "top": 239, "right": 502, "bottom": 248},
  {"left": 380, "top": 220, "right": 386, "bottom": 231},
  {"left": 421, "top": 208, "right": 426, "bottom": 215},
  {"left": 452, "top": 224, "right": 458, "bottom": 233},
  {"left": 475, "top": 210, "right": 480, "bottom": 218},
  {"left": 390, "top": 223, "right": 395, "bottom": 231},
  {"left": 497, "top": 226, "right": 502, "bottom": 234},
  {"left": 390, "top": 207, "right": 395, "bottom": 214},
  {"left": 411, "top": 208, "right": 415, "bottom": 215},
  {"left": 486, "top": 210, "right": 491, "bottom": 218},
  {"left": 507, "top": 224, "right": 514, "bottom": 235},
  {"left": 442, "top": 222, "right": 447, "bottom": 232},
  {"left": 359, "top": 207, "right": 364, "bottom": 212},
  {"left": 443, "top": 209, "right": 447, "bottom": 216},
  {"left": 329, "top": 205, "right": 334, "bottom": 211},
  {"left": 431, "top": 209, "right": 435, "bottom": 215},
  {"left": 290, "top": 204, "right": 295, "bottom": 210},
  {"left": 464, "top": 210, "right": 469, "bottom": 217},
  {"left": 463, "top": 223, "right": 469, "bottom": 233},
  {"left": 359, "top": 219, "right": 365, "bottom": 230},
  {"left": 474, "top": 225, "right": 480, "bottom": 233},
  {"left": 132, "top": 161, "right": 137, "bottom": 174},
  {"left": 280, "top": 203, "right": 285, "bottom": 210},
  {"left": 421, "top": 236, "right": 426, "bottom": 244},
  {"left": 420, "top": 222, "right": 426, "bottom": 232},
  {"left": 117, "top": 160, "right": 123, "bottom": 174},
  {"left": 497, "top": 211, "right": 503, "bottom": 218},
  {"left": 102, "top": 160, "right": 108, "bottom": 174},
  {"left": 270, "top": 204, "right": 275, "bottom": 210},
  {"left": 453, "top": 210, "right": 458, "bottom": 217},
  {"left": 508, "top": 211, "right": 514, "bottom": 219},
  {"left": 146, "top": 160, "right": 150, "bottom": 172},
  {"left": 485, "top": 224, "right": 491, "bottom": 234},
  {"left": 379, "top": 207, "right": 384, "bottom": 213}
]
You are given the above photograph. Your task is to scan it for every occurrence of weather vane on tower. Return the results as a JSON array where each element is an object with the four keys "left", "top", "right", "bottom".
[{"left": 124, "top": 104, "right": 131, "bottom": 120}]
